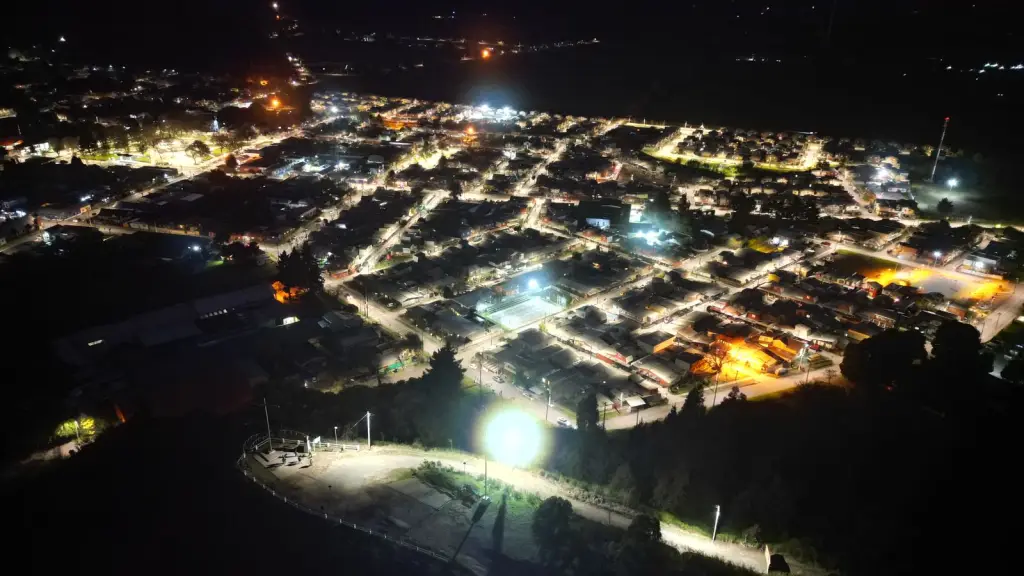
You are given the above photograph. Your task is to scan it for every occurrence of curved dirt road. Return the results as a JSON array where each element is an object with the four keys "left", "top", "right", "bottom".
[{"left": 320, "top": 448, "right": 775, "bottom": 573}]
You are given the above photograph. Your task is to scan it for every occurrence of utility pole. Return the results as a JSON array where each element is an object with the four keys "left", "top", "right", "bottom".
[
  {"left": 545, "top": 380, "right": 551, "bottom": 422},
  {"left": 711, "top": 369, "right": 721, "bottom": 407},
  {"left": 258, "top": 397, "right": 275, "bottom": 452},
  {"left": 929, "top": 117, "right": 950, "bottom": 183},
  {"left": 366, "top": 411, "right": 372, "bottom": 447}
]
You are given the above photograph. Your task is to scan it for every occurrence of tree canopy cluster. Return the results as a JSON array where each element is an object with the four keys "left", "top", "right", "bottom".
[
  {"left": 276, "top": 241, "right": 324, "bottom": 293},
  {"left": 266, "top": 344, "right": 479, "bottom": 449}
]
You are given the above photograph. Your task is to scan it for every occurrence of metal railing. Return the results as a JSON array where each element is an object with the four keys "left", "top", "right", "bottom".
[{"left": 236, "top": 433, "right": 448, "bottom": 563}]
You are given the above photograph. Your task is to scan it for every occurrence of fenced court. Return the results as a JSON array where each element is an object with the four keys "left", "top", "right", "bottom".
[{"left": 483, "top": 295, "right": 563, "bottom": 330}]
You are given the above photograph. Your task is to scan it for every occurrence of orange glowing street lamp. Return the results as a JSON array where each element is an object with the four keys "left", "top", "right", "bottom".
[
  {"left": 481, "top": 48, "right": 491, "bottom": 59},
  {"left": 466, "top": 125, "right": 476, "bottom": 135},
  {"left": 270, "top": 97, "right": 281, "bottom": 109}
]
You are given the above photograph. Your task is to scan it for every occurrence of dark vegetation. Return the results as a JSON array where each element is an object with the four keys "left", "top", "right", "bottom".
[
  {"left": 531, "top": 496, "right": 756, "bottom": 576},
  {"left": 0, "top": 236, "right": 271, "bottom": 461},
  {"left": 5, "top": 414, "right": 462, "bottom": 576},
  {"left": 537, "top": 319, "right": 1015, "bottom": 574},
  {"left": 265, "top": 345, "right": 483, "bottom": 449}
]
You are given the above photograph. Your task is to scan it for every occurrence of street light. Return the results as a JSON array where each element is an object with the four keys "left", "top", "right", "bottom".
[
  {"left": 333, "top": 425, "right": 338, "bottom": 444},
  {"left": 712, "top": 505, "right": 721, "bottom": 541},
  {"left": 946, "top": 177, "right": 959, "bottom": 191},
  {"left": 542, "top": 377, "right": 550, "bottom": 421},
  {"left": 481, "top": 409, "right": 543, "bottom": 494}
]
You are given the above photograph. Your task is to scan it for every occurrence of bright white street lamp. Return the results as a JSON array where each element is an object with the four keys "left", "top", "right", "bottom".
[
  {"left": 481, "top": 409, "right": 544, "bottom": 493},
  {"left": 946, "top": 177, "right": 959, "bottom": 190},
  {"left": 528, "top": 278, "right": 539, "bottom": 291},
  {"left": 484, "top": 410, "right": 542, "bottom": 468}
]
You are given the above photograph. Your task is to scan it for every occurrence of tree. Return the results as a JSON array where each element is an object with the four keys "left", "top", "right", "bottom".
[
  {"left": 61, "top": 135, "right": 79, "bottom": 155},
  {"left": 615, "top": 513, "right": 666, "bottom": 576},
  {"left": 937, "top": 197, "right": 954, "bottom": 218},
  {"left": 185, "top": 140, "right": 211, "bottom": 164},
  {"left": 79, "top": 131, "right": 98, "bottom": 152},
  {"left": 212, "top": 132, "right": 233, "bottom": 154},
  {"left": 625, "top": 513, "right": 661, "bottom": 545},
  {"left": 609, "top": 463, "right": 639, "bottom": 505},
  {"left": 729, "top": 193, "right": 756, "bottom": 232},
  {"left": 929, "top": 321, "right": 993, "bottom": 408},
  {"left": 448, "top": 179, "right": 462, "bottom": 200},
  {"left": 111, "top": 129, "right": 130, "bottom": 152},
  {"left": 681, "top": 383, "right": 706, "bottom": 419},
  {"left": 48, "top": 137, "right": 66, "bottom": 156},
  {"left": 576, "top": 392, "right": 599, "bottom": 432},
  {"left": 840, "top": 329, "right": 926, "bottom": 392},
  {"left": 277, "top": 241, "right": 323, "bottom": 292},
  {"left": 723, "top": 386, "right": 747, "bottom": 403},
  {"left": 224, "top": 154, "right": 238, "bottom": 171},
  {"left": 422, "top": 345, "right": 463, "bottom": 397},
  {"left": 532, "top": 496, "right": 573, "bottom": 567}
]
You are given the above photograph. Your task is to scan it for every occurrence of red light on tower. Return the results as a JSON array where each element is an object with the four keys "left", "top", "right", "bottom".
[{"left": 944, "top": 116, "right": 950, "bottom": 122}]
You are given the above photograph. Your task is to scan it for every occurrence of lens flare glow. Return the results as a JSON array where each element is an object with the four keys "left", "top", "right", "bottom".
[{"left": 484, "top": 410, "right": 542, "bottom": 467}]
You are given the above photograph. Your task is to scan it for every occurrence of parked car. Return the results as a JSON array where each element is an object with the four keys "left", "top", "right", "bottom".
[{"left": 556, "top": 417, "right": 572, "bottom": 428}]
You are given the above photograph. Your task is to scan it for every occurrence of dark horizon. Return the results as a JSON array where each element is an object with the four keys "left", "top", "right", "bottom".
[{"left": 7, "top": 1, "right": 1023, "bottom": 67}]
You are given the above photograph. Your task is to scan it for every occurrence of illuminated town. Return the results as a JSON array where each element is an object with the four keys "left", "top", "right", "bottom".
[{"left": 4, "top": 3, "right": 1022, "bottom": 575}]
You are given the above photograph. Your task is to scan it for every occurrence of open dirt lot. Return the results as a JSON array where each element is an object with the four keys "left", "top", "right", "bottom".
[
  {"left": 254, "top": 451, "right": 541, "bottom": 575},
  {"left": 248, "top": 448, "right": 802, "bottom": 575}
]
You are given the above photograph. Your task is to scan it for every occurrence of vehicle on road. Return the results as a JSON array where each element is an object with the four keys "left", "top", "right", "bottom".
[{"left": 556, "top": 417, "right": 572, "bottom": 428}]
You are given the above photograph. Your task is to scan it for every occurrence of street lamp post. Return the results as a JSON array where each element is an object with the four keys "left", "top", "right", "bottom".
[
  {"left": 542, "top": 377, "right": 550, "bottom": 422},
  {"left": 334, "top": 425, "right": 338, "bottom": 444},
  {"left": 712, "top": 505, "right": 721, "bottom": 542},
  {"left": 366, "top": 411, "right": 372, "bottom": 448}
]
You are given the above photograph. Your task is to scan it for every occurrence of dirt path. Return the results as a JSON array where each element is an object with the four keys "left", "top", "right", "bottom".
[{"left": 290, "top": 448, "right": 783, "bottom": 573}]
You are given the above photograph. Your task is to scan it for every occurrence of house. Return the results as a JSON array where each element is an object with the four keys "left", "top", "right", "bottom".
[
  {"left": 637, "top": 331, "right": 675, "bottom": 355},
  {"left": 517, "top": 328, "right": 554, "bottom": 352}
]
